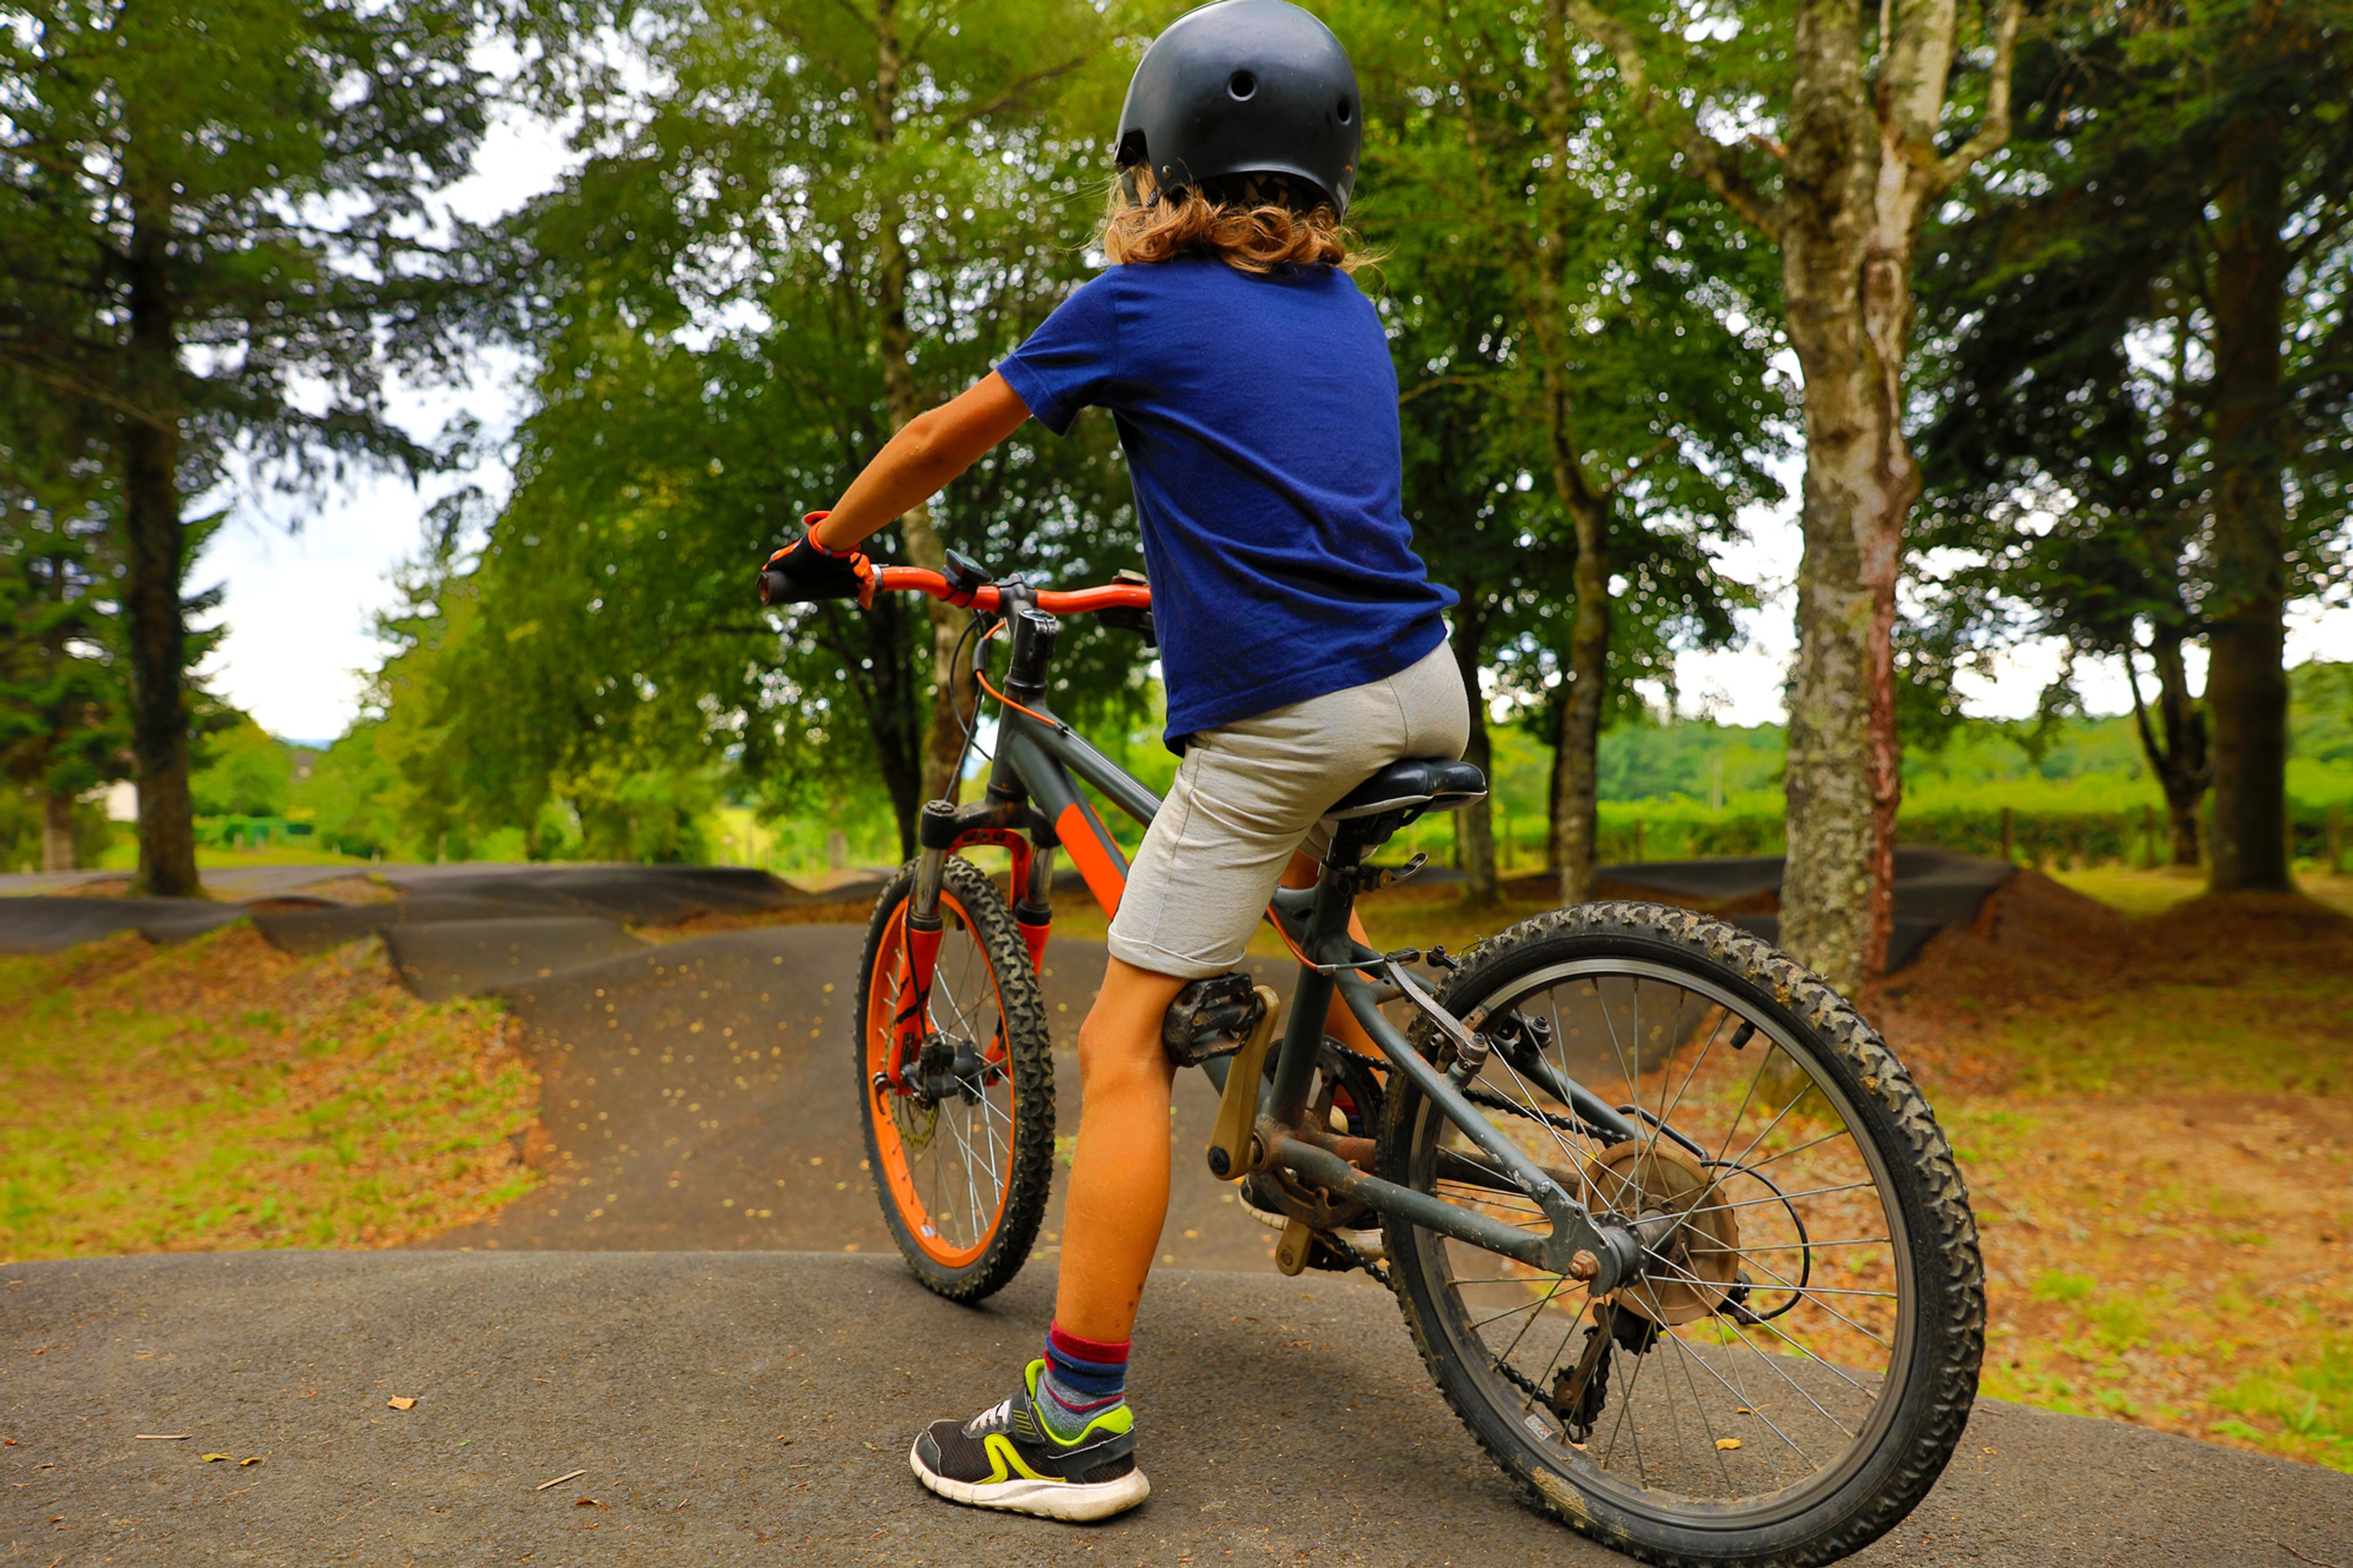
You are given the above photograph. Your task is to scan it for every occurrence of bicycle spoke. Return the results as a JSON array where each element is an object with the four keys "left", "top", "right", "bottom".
[
  {"left": 1662, "top": 1320, "right": 1820, "bottom": 1468},
  {"left": 1669, "top": 1327, "right": 1739, "bottom": 1492}
]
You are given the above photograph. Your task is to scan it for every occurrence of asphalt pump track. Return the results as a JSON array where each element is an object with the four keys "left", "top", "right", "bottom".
[
  {"left": 5, "top": 1251, "right": 2346, "bottom": 1566},
  {"left": 6, "top": 861, "right": 2349, "bottom": 1562}
]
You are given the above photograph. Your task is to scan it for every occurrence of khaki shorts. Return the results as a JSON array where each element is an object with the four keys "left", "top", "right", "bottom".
[{"left": 1106, "top": 640, "right": 1471, "bottom": 980}]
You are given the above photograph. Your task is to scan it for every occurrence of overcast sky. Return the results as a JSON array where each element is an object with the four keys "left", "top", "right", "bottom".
[{"left": 192, "top": 105, "right": 2353, "bottom": 744}]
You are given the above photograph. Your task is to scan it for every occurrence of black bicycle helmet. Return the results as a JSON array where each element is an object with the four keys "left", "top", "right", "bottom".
[{"left": 1115, "top": 0, "right": 1362, "bottom": 217}]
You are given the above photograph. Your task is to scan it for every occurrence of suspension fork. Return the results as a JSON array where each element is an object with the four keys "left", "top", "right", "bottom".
[
  {"left": 888, "top": 795, "right": 1059, "bottom": 1091},
  {"left": 887, "top": 802, "right": 958, "bottom": 1091}
]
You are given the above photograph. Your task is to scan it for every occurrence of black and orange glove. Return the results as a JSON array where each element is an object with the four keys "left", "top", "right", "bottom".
[{"left": 758, "top": 512, "right": 874, "bottom": 607}]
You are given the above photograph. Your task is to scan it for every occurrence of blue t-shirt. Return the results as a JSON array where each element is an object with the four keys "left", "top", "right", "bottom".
[{"left": 996, "top": 258, "right": 1456, "bottom": 742}]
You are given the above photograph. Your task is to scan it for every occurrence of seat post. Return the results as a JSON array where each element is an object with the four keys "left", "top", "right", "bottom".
[{"left": 1266, "top": 841, "right": 1363, "bottom": 1127}]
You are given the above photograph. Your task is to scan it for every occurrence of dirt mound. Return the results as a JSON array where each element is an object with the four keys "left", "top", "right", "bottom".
[
  {"left": 2139, "top": 888, "right": 2353, "bottom": 961},
  {"left": 47, "top": 874, "right": 135, "bottom": 898},
  {"left": 1869, "top": 870, "right": 2132, "bottom": 1092}
]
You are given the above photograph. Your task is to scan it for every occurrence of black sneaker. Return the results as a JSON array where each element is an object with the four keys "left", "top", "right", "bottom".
[{"left": 908, "top": 1360, "right": 1149, "bottom": 1521}]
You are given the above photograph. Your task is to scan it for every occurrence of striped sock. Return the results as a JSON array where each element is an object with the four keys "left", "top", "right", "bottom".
[{"left": 1033, "top": 1322, "right": 1130, "bottom": 1442}]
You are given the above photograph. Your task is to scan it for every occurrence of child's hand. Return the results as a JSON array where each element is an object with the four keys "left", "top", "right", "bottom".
[{"left": 759, "top": 512, "right": 874, "bottom": 607}]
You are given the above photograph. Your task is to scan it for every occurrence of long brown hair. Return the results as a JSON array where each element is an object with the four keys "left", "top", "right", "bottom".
[{"left": 1096, "top": 171, "right": 1371, "bottom": 276}]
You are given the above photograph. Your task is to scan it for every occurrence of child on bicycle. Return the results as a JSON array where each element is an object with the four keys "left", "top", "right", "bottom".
[{"left": 759, "top": 0, "right": 1466, "bottom": 1521}]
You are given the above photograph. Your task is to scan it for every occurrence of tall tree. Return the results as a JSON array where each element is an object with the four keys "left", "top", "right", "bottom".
[
  {"left": 1917, "top": 253, "right": 2216, "bottom": 865},
  {"left": 0, "top": 0, "right": 509, "bottom": 893},
  {"left": 1920, "top": 0, "right": 2353, "bottom": 887},
  {"left": 1352, "top": 0, "right": 1784, "bottom": 904},
  {"left": 406, "top": 0, "right": 1139, "bottom": 858},
  {"left": 1555, "top": 0, "right": 2022, "bottom": 988},
  {"left": 0, "top": 466, "right": 127, "bottom": 871}
]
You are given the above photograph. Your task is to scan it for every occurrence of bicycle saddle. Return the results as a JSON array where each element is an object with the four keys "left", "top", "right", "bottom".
[{"left": 1324, "top": 757, "right": 1488, "bottom": 820}]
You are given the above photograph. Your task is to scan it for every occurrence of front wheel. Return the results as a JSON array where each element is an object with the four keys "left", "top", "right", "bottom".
[
  {"left": 856, "top": 855, "right": 1055, "bottom": 1302},
  {"left": 1377, "top": 902, "right": 1984, "bottom": 1567}
]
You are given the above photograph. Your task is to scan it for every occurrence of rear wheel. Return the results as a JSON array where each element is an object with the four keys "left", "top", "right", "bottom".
[
  {"left": 856, "top": 855, "right": 1054, "bottom": 1303},
  {"left": 1377, "top": 902, "right": 1984, "bottom": 1567}
]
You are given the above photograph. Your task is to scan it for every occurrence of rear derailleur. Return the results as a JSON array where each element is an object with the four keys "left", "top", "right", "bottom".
[{"left": 1547, "top": 1301, "right": 1661, "bottom": 1444}]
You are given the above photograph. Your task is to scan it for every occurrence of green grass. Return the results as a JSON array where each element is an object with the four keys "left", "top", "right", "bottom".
[
  {"left": 2213, "top": 1329, "right": 2353, "bottom": 1471},
  {"left": 0, "top": 927, "right": 539, "bottom": 1261},
  {"left": 91, "top": 839, "right": 381, "bottom": 872}
]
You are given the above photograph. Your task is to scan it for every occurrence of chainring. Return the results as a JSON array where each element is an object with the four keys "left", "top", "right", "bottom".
[{"left": 1254, "top": 1039, "right": 1384, "bottom": 1233}]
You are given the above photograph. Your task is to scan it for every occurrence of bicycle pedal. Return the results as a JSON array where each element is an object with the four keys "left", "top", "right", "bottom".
[
  {"left": 1162, "top": 972, "right": 1265, "bottom": 1068},
  {"left": 1274, "top": 1216, "right": 1315, "bottom": 1276}
]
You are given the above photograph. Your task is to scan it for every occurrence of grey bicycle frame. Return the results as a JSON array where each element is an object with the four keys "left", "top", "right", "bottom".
[{"left": 917, "top": 604, "right": 1645, "bottom": 1292}]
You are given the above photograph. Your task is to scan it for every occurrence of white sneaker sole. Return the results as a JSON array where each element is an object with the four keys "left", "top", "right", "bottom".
[{"left": 908, "top": 1436, "right": 1151, "bottom": 1521}]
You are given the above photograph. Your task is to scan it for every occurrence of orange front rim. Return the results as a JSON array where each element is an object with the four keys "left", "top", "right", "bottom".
[{"left": 865, "top": 892, "right": 1017, "bottom": 1269}]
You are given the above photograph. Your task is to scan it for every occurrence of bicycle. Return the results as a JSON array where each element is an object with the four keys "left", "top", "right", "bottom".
[{"left": 808, "top": 555, "right": 1985, "bottom": 1568}]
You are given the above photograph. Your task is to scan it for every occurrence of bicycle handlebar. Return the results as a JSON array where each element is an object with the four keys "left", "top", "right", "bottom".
[{"left": 868, "top": 566, "right": 1151, "bottom": 616}]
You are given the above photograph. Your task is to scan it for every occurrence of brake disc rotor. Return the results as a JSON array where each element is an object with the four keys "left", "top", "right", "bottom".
[
  {"left": 1589, "top": 1139, "right": 1741, "bottom": 1325},
  {"left": 892, "top": 1094, "right": 940, "bottom": 1154}
]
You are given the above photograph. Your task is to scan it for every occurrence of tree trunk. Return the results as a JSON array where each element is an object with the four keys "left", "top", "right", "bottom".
[
  {"left": 1545, "top": 713, "right": 1567, "bottom": 876},
  {"left": 1773, "top": 0, "right": 1949, "bottom": 993},
  {"left": 1539, "top": 0, "right": 1607, "bottom": 908},
  {"left": 41, "top": 789, "right": 76, "bottom": 872},
  {"left": 864, "top": 593, "right": 926, "bottom": 858},
  {"left": 1552, "top": 483, "right": 1607, "bottom": 906},
  {"left": 1559, "top": 0, "right": 2016, "bottom": 994},
  {"left": 2126, "top": 634, "right": 2209, "bottom": 868},
  {"left": 872, "top": 0, "right": 976, "bottom": 812},
  {"left": 119, "top": 191, "right": 199, "bottom": 900},
  {"left": 1451, "top": 609, "right": 1499, "bottom": 905},
  {"left": 2203, "top": 106, "right": 2294, "bottom": 895}
]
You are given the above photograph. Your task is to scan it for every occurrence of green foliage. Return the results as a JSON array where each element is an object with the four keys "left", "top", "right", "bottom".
[
  {"left": 377, "top": 0, "right": 1147, "bottom": 860},
  {"left": 0, "top": 0, "right": 523, "bottom": 886},
  {"left": 289, "top": 721, "right": 408, "bottom": 860},
  {"left": 0, "top": 789, "right": 111, "bottom": 874},
  {"left": 1913, "top": 0, "right": 2353, "bottom": 847},
  {"left": 1347, "top": 0, "right": 1784, "bottom": 859},
  {"left": 2295, "top": 661, "right": 2353, "bottom": 765},
  {"left": 189, "top": 717, "right": 294, "bottom": 819},
  {"left": 0, "top": 440, "right": 130, "bottom": 857}
]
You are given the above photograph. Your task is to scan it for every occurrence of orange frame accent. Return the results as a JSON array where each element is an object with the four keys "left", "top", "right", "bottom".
[{"left": 1053, "top": 800, "right": 1129, "bottom": 918}]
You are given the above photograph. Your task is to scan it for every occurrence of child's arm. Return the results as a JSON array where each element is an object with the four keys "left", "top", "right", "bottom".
[{"left": 813, "top": 372, "right": 1033, "bottom": 553}]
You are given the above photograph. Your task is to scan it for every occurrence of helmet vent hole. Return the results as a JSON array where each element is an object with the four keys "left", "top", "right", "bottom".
[
  {"left": 1227, "top": 69, "right": 1257, "bottom": 100},
  {"left": 1336, "top": 95, "right": 1353, "bottom": 123}
]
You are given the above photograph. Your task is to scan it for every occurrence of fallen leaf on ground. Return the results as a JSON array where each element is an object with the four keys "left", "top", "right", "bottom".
[
  {"left": 575, "top": 1497, "right": 607, "bottom": 1509},
  {"left": 200, "top": 1453, "right": 232, "bottom": 1463},
  {"left": 1715, "top": 1438, "right": 1743, "bottom": 1452},
  {"left": 386, "top": 1396, "right": 417, "bottom": 1411},
  {"left": 238, "top": 1456, "right": 263, "bottom": 1467}
]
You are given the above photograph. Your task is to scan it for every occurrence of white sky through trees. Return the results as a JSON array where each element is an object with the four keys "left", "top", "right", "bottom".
[{"left": 194, "top": 102, "right": 2353, "bottom": 744}]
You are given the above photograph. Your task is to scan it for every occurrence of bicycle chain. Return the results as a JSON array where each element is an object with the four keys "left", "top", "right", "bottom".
[{"left": 1316, "top": 1220, "right": 1563, "bottom": 1417}]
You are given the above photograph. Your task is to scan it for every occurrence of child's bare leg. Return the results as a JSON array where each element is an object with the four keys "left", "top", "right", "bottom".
[{"left": 1054, "top": 955, "right": 1188, "bottom": 1342}]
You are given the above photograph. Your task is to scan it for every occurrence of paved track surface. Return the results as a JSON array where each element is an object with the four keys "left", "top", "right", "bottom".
[
  {"left": 418, "top": 928, "right": 1300, "bottom": 1273},
  {"left": 6, "top": 1250, "right": 2346, "bottom": 1568},
  {"left": 1593, "top": 848, "right": 2012, "bottom": 971}
]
